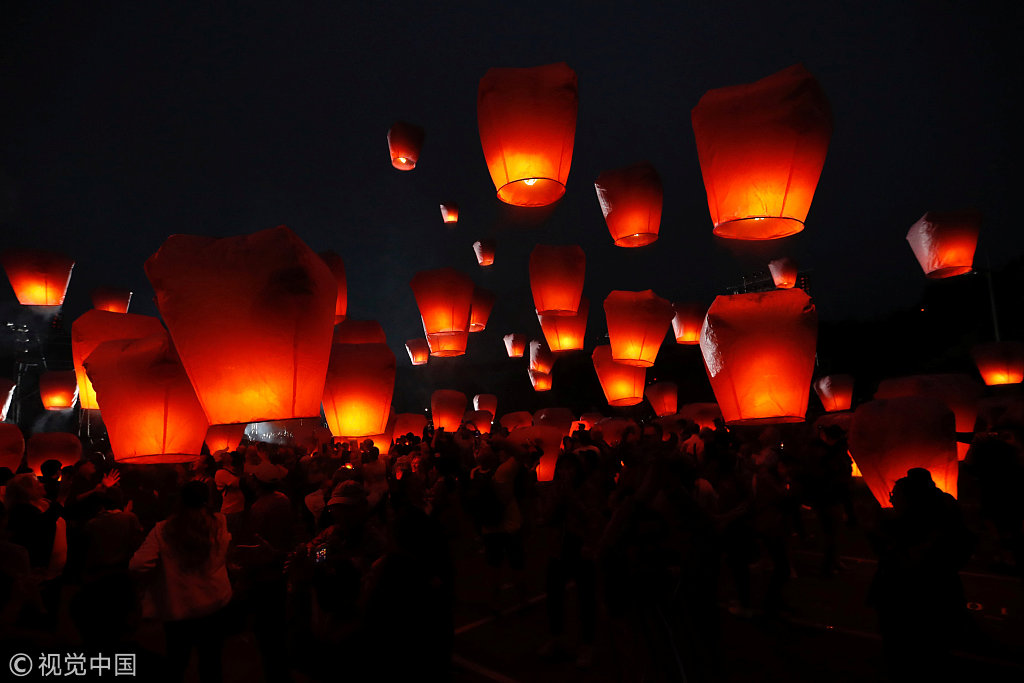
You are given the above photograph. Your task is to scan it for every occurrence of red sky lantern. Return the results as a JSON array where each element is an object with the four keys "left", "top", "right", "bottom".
[
  {"left": 85, "top": 333, "right": 208, "bottom": 463},
  {"left": 91, "top": 287, "right": 132, "bottom": 313},
  {"left": 406, "top": 338, "right": 430, "bottom": 366},
  {"left": 410, "top": 267, "right": 474, "bottom": 357},
  {"left": 474, "top": 394, "right": 497, "bottom": 418},
  {"left": 0, "top": 423, "right": 24, "bottom": 471},
  {"left": 0, "top": 378, "right": 15, "bottom": 423},
  {"left": 529, "top": 340, "right": 554, "bottom": 374},
  {"left": 464, "top": 410, "right": 493, "bottom": 434},
  {"left": 146, "top": 226, "right": 336, "bottom": 425},
  {"left": 440, "top": 203, "right": 459, "bottom": 224},
  {"left": 431, "top": 390, "right": 467, "bottom": 433},
  {"left": 500, "top": 411, "right": 533, "bottom": 431},
  {"left": 645, "top": 381, "right": 678, "bottom": 417},
  {"left": 769, "top": 257, "right": 798, "bottom": 289},
  {"left": 849, "top": 396, "right": 958, "bottom": 507},
  {"left": 701, "top": 288, "right": 817, "bottom": 424},
  {"left": 478, "top": 62, "right": 577, "bottom": 207},
  {"left": 814, "top": 374, "right": 854, "bottom": 412},
  {"left": 205, "top": 424, "right": 246, "bottom": 453},
  {"left": 319, "top": 251, "right": 348, "bottom": 324},
  {"left": 671, "top": 303, "right": 704, "bottom": 345},
  {"left": 473, "top": 239, "right": 495, "bottom": 267},
  {"left": 529, "top": 369, "right": 553, "bottom": 392},
  {"left": 39, "top": 370, "right": 78, "bottom": 410},
  {"left": 592, "top": 345, "right": 645, "bottom": 406},
  {"left": 691, "top": 64, "right": 832, "bottom": 240},
  {"left": 469, "top": 287, "right": 496, "bottom": 333},
  {"left": 388, "top": 121, "right": 425, "bottom": 171},
  {"left": 538, "top": 297, "right": 588, "bottom": 352},
  {"left": 605, "top": 290, "right": 673, "bottom": 367},
  {"left": 72, "top": 310, "right": 167, "bottom": 410},
  {"left": 594, "top": 161, "right": 663, "bottom": 247},
  {"left": 322, "top": 342, "right": 395, "bottom": 438},
  {"left": 334, "top": 319, "right": 387, "bottom": 344},
  {"left": 394, "top": 413, "right": 427, "bottom": 440},
  {"left": 875, "top": 374, "right": 981, "bottom": 460},
  {"left": 529, "top": 244, "right": 585, "bottom": 316},
  {"left": 507, "top": 425, "right": 564, "bottom": 481},
  {"left": 906, "top": 210, "right": 980, "bottom": 279},
  {"left": 504, "top": 333, "right": 526, "bottom": 358},
  {"left": 678, "top": 403, "right": 722, "bottom": 430},
  {"left": 1, "top": 249, "right": 75, "bottom": 306},
  {"left": 972, "top": 341, "right": 1024, "bottom": 386},
  {"left": 26, "top": 433, "right": 82, "bottom": 474}
]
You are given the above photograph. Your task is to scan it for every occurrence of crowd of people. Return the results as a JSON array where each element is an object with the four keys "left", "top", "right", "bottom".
[{"left": 1, "top": 414, "right": 1022, "bottom": 682}]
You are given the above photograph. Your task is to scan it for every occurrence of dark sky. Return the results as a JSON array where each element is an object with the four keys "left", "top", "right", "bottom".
[{"left": 1, "top": 2, "right": 1020, "bottom": 398}]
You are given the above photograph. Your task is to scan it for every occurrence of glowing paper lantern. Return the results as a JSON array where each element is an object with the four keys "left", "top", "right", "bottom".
[
  {"left": 26, "top": 433, "right": 82, "bottom": 474},
  {"left": 477, "top": 62, "right": 577, "bottom": 207},
  {"left": 469, "top": 287, "right": 496, "bottom": 333},
  {"left": 0, "top": 378, "right": 15, "bottom": 422},
  {"left": 849, "top": 396, "right": 958, "bottom": 507},
  {"left": 145, "top": 226, "right": 336, "bottom": 425},
  {"left": 464, "top": 410, "right": 493, "bottom": 434},
  {"left": 691, "top": 64, "right": 832, "bottom": 240},
  {"left": 534, "top": 407, "right": 575, "bottom": 437},
  {"left": 645, "top": 381, "right": 678, "bottom": 417},
  {"left": 440, "top": 203, "right": 459, "bottom": 224},
  {"left": 205, "top": 424, "right": 247, "bottom": 453},
  {"left": 431, "top": 390, "right": 467, "bottom": 433},
  {"left": 85, "top": 333, "right": 208, "bottom": 463},
  {"left": 0, "top": 423, "right": 24, "bottom": 471},
  {"left": 529, "top": 369, "right": 552, "bottom": 392},
  {"left": 678, "top": 403, "right": 722, "bottom": 430},
  {"left": 529, "top": 245, "right": 585, "bottom": 316},
  {"left": 319, "top": 251, "right": 348, "bottom": 324},
  {"left": 0, "top": 249, "right": 75, "bottom": 307},
  {"left": 388, "top": 121, "right": 425, "bottom": 171},
  {"left": 768, "top": 258, "right": 798, "bottom": 289},
  {"left": 701, "top": 289, "right": 817, "bottom": 424},
  {"left": 506, "top": 425, "right": 564, "bottom": 481},
  {"left": 334, "top": 320, "right": 387, "bottom": 344},
  {"left": 246, "top": 419, "right": 329, "bottom": 449},
  {"left": 91, "top": 287, "right": 132, "bottom": 313},
  {"left": 971, "top": 341, "right": 1024, "bottom": 386},
  {"left": 594, "top": 162, "right": 663, "bottom": 247},
  {"left": 322, "top": 342, "right": 395, "bottom": 439},
  {"left": 499, "top": 411, "right": 533, "bottom": 431},
  {"left": 39, "top": 371, "right": 78, "bottom": 410},
  {"left": 875, "top": 374, "right": 982, "bottom": 460},
  {"left": 906, "top": 210, "right": 980, "bottom": 279},
  {"left": 473, "top": 240, "right": 495, "bottom": 267},
  {"left": 474, "top": 394, "right": 498, "bottom": 418},
  {"left": 593, "top": 417, "right": 637, "bottom": 446},
  {"left": 410, "top": 268, "right": 474, "bottom": 357},
  {"left": 605, "top": 290, "right": 673, "bottom": 367},
  {"left": 671, "top": 303, "right": 704, "bottom": 345},
  {"left": 405, "top": 339, "right": 430, "bottom": 366},
  {"left": 394, "top": 413, "right": 427, "bottom": 440},
  {"left": 814, "top": 374, "right": 854, "bottom": 412},
  {"left": 538, "top": 297, "right": 588, "bottom": 352},
  {"left": 592, "top": 345, "right": 645, "bottom": 406},
  {"left": 529, "top": 340, "right": 554, "bottom": 374},
  {"left": 72, "top": 310, "right": 166, "bottom": 410},
  {"left": 504, "top": 333, "right": 526, "bottom": 358}
]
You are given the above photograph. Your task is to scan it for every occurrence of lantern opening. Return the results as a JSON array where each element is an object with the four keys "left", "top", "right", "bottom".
[
  {"left": 714, "top": 217, "right": 804, "bottom": 240},
  {"left": 497, "top": 177, "right": 564, "bottom": 206}
]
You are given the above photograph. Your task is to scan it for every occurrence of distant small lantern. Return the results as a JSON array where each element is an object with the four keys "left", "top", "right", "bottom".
[
  {"left": 26, "top": 433, "right": 82, "bottom": 474},
  {"left": 678, "top": 403, "right": 722, "bottom": 430},
  {"left": 604, "top": 290, "right": 673, "bottom": 367},
  {"left": 322, "top": 342, "right": 396, "bottom": 439},
  {"left": 671, "top": 303, "right": 704, "bottom": 345},
  {"left": 538, "top": 297, "right": 588, "bottom": 352},
  {"left": 319, "top": 251, "right": 348, "bottom": 324},
  {"left": 701, "top": 288, "right": 817, "bottom": 424},
  {"left": 529, "top": 369, "right": 553, "bottom": 392},
  {"left": 814, "top": 374, "right": 855, "bottom": 412},
  {"left": 875, "top": 374, "right": 982, "bottom": 460},
  {"left": 0, "top": 249, "right": 75, "bottom": 306},
  {"left": 529, "top": 340, "right": 555, "bottom": 374},
  {"left": 464, "top": 410, "right": 493, "bottom": 434},
  {"left": 427, "top": 331, "right": 469, "bottom": 357},
  {"left": 469, "top": 287, "right": 496, "bottom": 333},
  {"left": 39, "top": 371, "right": 78, "bottom": 410},
  {"left": 477, "top": 62, "right": 578, "bottom": 207},
  {"left": 431, "top": 390, "right": 467, "bottom": 432},
  {"left": 645, "top": 381, "right": 678, "bottom": 417},
  {"left": 504, "top": 333, "right": 526, "bottom": 358},
  {"left": 594, "top": 162, "right": 663, "bottom": 247},
  {"left": 474, "top": 394, "right": 498, "bottom": 418},
  {"left": 529, "top": 245, "right": 585, "bottom": 316},
  {"left": 691, "top": 64, "right": 832, "bottom": 240},
  {"left": 91, "top": 287, "right": 132, "bottom": 313},
  {"left": 388, "top": 121, "right": 425, "bottom": 171},
  {"left": 499, "top": 411, "right": 533, "bottom": 431},
  {"left": 0, "top": 423, "right": 25, "bottom": 471},
  {"left": 1, "top": 378, "right": 15, "bottom": 422},
  {"left": 333, "top": 319, "right": 387, "bottom": 344},
  {"left": 473, "top": 240, "right": 495, "bottom": 267},
  {"left": 906, "top": 210, "right": 980, "bottom": 279},
  {"left": 440, "top": 203, "right": 459, "bottom": 224},
  {"left": 205, "top": 424, "right": 247, "bottom": 453},
  {"left": 592, "top": 345, "right": 645, "bottom": 406},
  {"left": 768, "top": 258, "right": 798, "bottom": 289},
  {"left": 971, "top": 341, "right": 1024, "bottom": 386},
  {"left": 406, "top": 338, "right": 430, "bottom": 366},
  {"left": 410, "top": 268, "right": 474, "bottom": 357},
  {"left": 394, "top": 413, "right": 427, "bottom": 440},
  {"left": 72, "top": 310, "right": 166, "bottom": 410}
]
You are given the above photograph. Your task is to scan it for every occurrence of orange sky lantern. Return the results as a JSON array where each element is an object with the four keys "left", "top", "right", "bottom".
[
  {"left": 814, "top": 374, "right": 854, "bottom": 412},
  {"left": 72, "top": 310, "right": 166, "bottom": 410},
  {"left": 678, "top": 403, "right": 722, "bottom": 430},
  {"left": 507, "top": 425, "right": 564, "bottom": 481},
  {"left": 499, "top": 411, "right": 533, "bottom": 431},
  {"left": 592, "top": 345, "right": 645, "bottom": 406},
  {"left": 469, "top": 287, "right": 496, "bottom": 333},
  {"left": 769, "top": 257, "right": 798, "bottom": 289},
  {"left": 427, "top": 331, "right": 469, "bottom": 357},
  {"left": 464, "top": 410, "right": 493, "bottom": 434},
  {"left": 319, "top": 251, "right": 348, "bottom": 324},
  {"left": 478, "top": 62, "right": 577, "bottom": 207},
  {"left": 971, "top": 341, "right": 1024, "bottom": 385},
  {"left": 333, "top": 319, "right": 387, "bottom": 344},
  {"left": 538, "top": 297, "right": 588, "bottom": 352},
  {"left": 26, "top": 433, "right": 82, "bottom": 474},
  {"left": 692, "top": 64, "right": 832, "bottom": 240},
  {"left": 594, "top": 161, "right": 663, "bottom": 247},
  {"left": 410, "top": 267, "right": 474, "bottom": 357},
  {"left": 322, "top": 342, "right": 395, "bottom": 438},
  {"left": 849, "top": 396, "right": 958, "bottom": 507},
  {"left": 205, "top": 424, "right": 247, "bottom": 453},
  {"left": 388, "top": 121, "right": 425, "bottom": 171},
  {"left": 431, "top": 390, "right": 467, "bottom": 432},
  {"left": 440, "top": 203, "right": 459, "bottom": 224},
  {"left": 529, "top": 369, "right": 553, "bottom": 392},
  {"left": 671, "top": 303, "right": 704, "bottom": 345},
  {"left": 645, "top": 381, "right": 678, "bottom": 417},
  {"left": 0, "top": 423, "right": 24, "bottom": 471},
  {"left": 605, "top": 290, "right": 673, "bottom": 367},
  {"left": 85, "top": 332, "right": 208, "bottom": 463},
  {"left": 529, "top": 340, "right": 554, "bottom": 374},
  {"left": 90, "top": 287, "right": 132, "bottom": 313},
  {"left": 701, "top": 289, "right": 817, "bottom": 424},
  {"left": 394, "top": 413, "right": 427, "bottom": 440},
  {"left": 504, "top": 333, "right": 526, "bottom": 358},
  {"left": 1, "top": 249, "right": 75, "bottom": 306},
  {"left": 473, "top": 394, "right": 498, "bottom": 417},
  {"left": 405, "top": 338, "right": 430, "bottom": 366},
  {"left": 875, "top": 374, "right": 981, "bottom": 460},
  {"left": 39, "top": 370, "right": 78, "bottom": 410},
  {"left": 473, "top": 239, "right": 495, "bottom": 267},
  {"left": 529, "top": 244, "right": 585, "bottom": 316},
  {"left": 0, "top": 378, "right": 15, "bottom": 422},
  {"left": 906, "top": 210, "right": 980, "bottom": 278}
]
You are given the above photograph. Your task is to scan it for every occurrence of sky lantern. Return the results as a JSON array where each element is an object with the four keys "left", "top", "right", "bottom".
[
  {"left": 678, "top": 403, "right": 722, "bottom": 430},
  {"left": 875, "top": 374, "right": 981, "bottom": 460},
  {"left": 499, "top": 411, "right": 533, "bottom": 431},
  {"left": 469, "top": 287, "right": 496, "bottom": 332},
  {"left": 814, "top": 374, "right": 855, "bottom": 412},
  {"left": 529, "top": 369, "right": 553, "bottom": 392},
  {"left": 39, "top": 371, "right": 78, "bottom": 410},
  {"left": 477, "top": 62, "right": 577, "bottom": 207},
  {"left": 85, "top": 333, "right": 208, "bottom": 463},
  {"left": 440, "top": 203, "right": 459, "bottom": 224},
  {"left": 972, "top": 341, "right": 1024, "bottom": 386},
  {"left": 691, "top": 64, "right": 832, "bottom": 240},
  {"left": 405, "top": 338, "right": 430, "bottom": 366},
  {"left": 906, "top": 210, "right": 980, "bottom": 279},
  {"left": 146, "top": 226, "right": 336, "bottom": 425},
  {"left": 671, "top": 303, "right": 704, "bottom": 345},
  {"left": 645, "top": 381, "right": 678, "bottom": 417},
  {"left": 247, "top": 419, "right": 329, "bottom": 449},
  {"left": 538, "top": 297, "right": 588, "bottom": 352},
  {"left": 474, "top": 394, "right": 498, "bottom": 418},
  {"left": 504, "top": 333, "right": 526, "bottom": 358},
  {"left": 605, "top": 290, "right": 673, "bottom": 367},
  {"left": 333, "top": 319, "right": 387, "bottom": 344},
  {"left": 529, "top": 244, "right": 585, "bottom": 316},
  {"left": 473, "top": 240, "right": 495, "bottom": 267},
  {"left": 90, "top": 287, "right": 132, "bottom": 313},
  {"left": 322, "top": 342, "right": 395, "bottom": 438},
  {"left": 431, "top": 390, "right": 467, "bottom": 432},
  {"left": 0, "top": 423, "right": 24, "bottom": 471},
  {"left": 205, "top": 424, "right": 246, "bottom": 453},
  {"left": 0, "top": 249, "right": 75, "bottom": 307},
  {"left": 768, "top": 258, "right": 798, "bottom": 289},
  {"left": 394, "top": 413, "right": 427, "bottom": 440},
  {"left": 701, "top": 288, "right": 817, "bottom": 424},
  {"left": 849, "top": 396, "right": 958, "bottom": 506},
  {"left": 506, "top": 425, "right": 564, "bottom": 481},
  {"left": 410, "top": 267, "right": 474, "bottom": 357},
  {"left": 319, "top": 251, "right": 348, "bottom": 324},
  {"left": 72, "top": 310, "right": 166, "bottom": 410},
  {"left": 26, "top": 433, "right": 82, "bottom": 474},
  {"left": 529, "top": 340, "right": 554, "bottom": 374},
  {"left": 0, "top": 378, "right": 15, "bottom": 422},
  {"left": 464, "top": 410, "right": 493, "bottom": 434},
  {"left": 592, "top": 345, "right": 645, "bottom": 406},
  {"left": 594, "top": 161, "right": 663, "bottom": 247},
  {"left": 387, "top": 121, "right": 425, "bottom": 171}
]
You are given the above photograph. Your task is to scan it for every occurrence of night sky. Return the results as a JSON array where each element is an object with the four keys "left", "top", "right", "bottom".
[{"left": 1, "top": 2, "right": 1020, "bottom": 414}]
